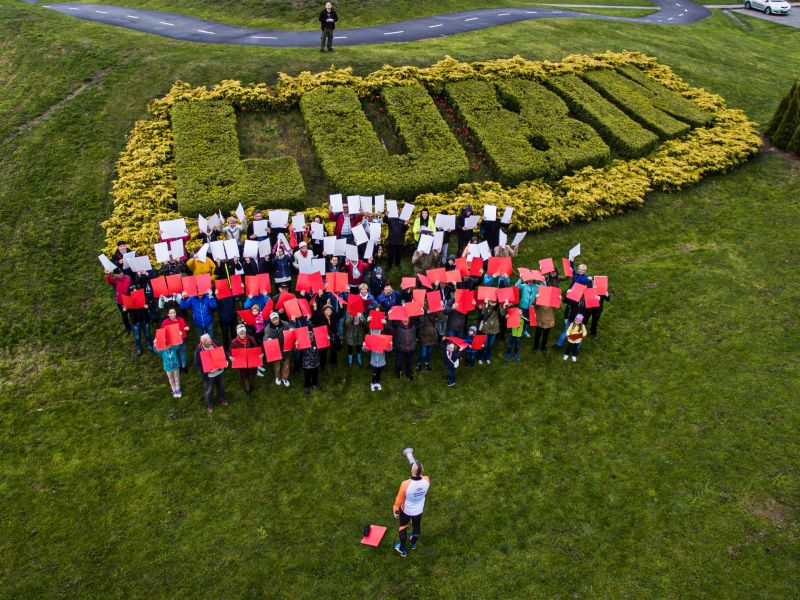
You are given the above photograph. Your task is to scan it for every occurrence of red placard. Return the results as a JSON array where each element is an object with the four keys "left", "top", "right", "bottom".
[
  {"left": 404, "top": 301, "right": 424, "bottom": 318},
  {"left": 528, "top": 306, "right": 537, "bottom": 327},
  {"left": 166, "top": 274, "right": 184, "bottom": 294},
  {"left": 364, "top": 334, "right": 392, "bottom": 353},
  {"left": 246, "top": 347, "right": 263, "bottom": 368},
  {"left": 346, "top": 295, "right": 365, "bottom": 316},
  {"left": 444, "top": 269, "right": 462, "bottom": 284},
  {"left": 238, "top": 309, "right": 257, "bottom": 326},
  {"left": 150, "top": 276, "right": 169, "bottom": 298},
  {"left": 312, "top": 325, "right": 330, "bottom": 348},
  {"left": 325, "top": 272, "right": 348, "bottom": 293},
  {"left": 426, "top": 291, "right": 444, "bottom": 313},
  {"left": 517, "top": 268, "right": 545, "bottom": 283},
  {"left": 388, "top": 305, "right": 408, "bottom": 321},
  {"left": 506, "top": 307, "right": 521, "bottom": 329},
  {"left": 283, "top": 298, "right": 302, "bottom": 321},
  {"left": 294, "top": 327, "right": 312, "bottom": 350},
  {"left": 215, "top": 278, "right": 232, "bottom": 299},
  {"left": 245, "top": 276, "right": 260, "bottom": 297},
  {"left": 229, "top": 275, "right": 245, "bottom": 296},
  {"left": 535, "top": 286, "right": 561, "bottom": 308},
  {"left": 454, "top": 289, "right": 475, "bottom": 314},
  {"left": 583, "top": 288, "right": 601, "bottom": 309},
  {"left": 495, "top": 286, "right": 519, "bottom": 305},
  {"left": 426, "top": 268, "right": 446, "bottom": 285},
  {"left": 282, "top": 329, "right": 296, "bottom": 352},
  {"left": 274, "top": 291, "right": 295, "bottom": 312},
  {"left": 443, "top": 336, "right": 468, "bottom": 350},
  {"left": 295, "top": 271, "right": 323, "bottom": 294},
  {"left": 455, "top": 257, "right": 470, "bottom": 277},
  {"left": 412, "top": 289, "right": 426, "bottom": 307},
  {"left": 417, "top": 273, "right": 431, "bottom": 289},
  {"left": 154, "top": 323, "right": 182, "bottom": 350},
  {"left": 263, "top": 338, "right": 283, "bottom": 362},
  {"left": 562, "top": 258, "right": 573, "bottom": 278},
  {"left": 400, "top": 277, "right": 416, "bottom": 290},
  {"left": 593, "top": 275, "right": 608, "bottom": 296},
  {"left": 469, "top": 258, "right": 484, "bottom": 277},
  {"left": 182, "top": 276, "right": 198, "bottom": 297},
  {"left": 566, "top": 283, "right": 586, "bottom": 303},
  {"left": 230, "top": 348, "right": 250, "bottom": 369},
  {"left": 477, "top": 286, "right": 497, "bottom": 302},
  {"left": 196, "top": 274, "right": 212, "bottom": 295},
  {"left": 487, "top": 257, "right": 512, "bottom": 277},
  {"left": 199, "top": 346, "right": 227, "bottom": 373},
  {"left": 298, "top": 298, "right": 312, "bottom": 318},
  {"left": 121, "top": 289, "right": 146, "bottom": 310},
  {"left": 538, "top": 257, "right": 555, "bottom": 274},
  {"left": 470, "top": 334, "right": 487, "bottom": 350},
  {"left": 368, "top": 310, "right": 385, "bottom": 331}
]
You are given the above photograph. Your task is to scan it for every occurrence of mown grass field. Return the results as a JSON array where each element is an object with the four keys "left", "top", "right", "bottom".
[{"left": 1, "top": 1, "right": 799, "bottom": 597}]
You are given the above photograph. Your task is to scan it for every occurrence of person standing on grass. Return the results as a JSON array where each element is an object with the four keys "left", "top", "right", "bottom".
[
  {"left": 443, "top": 340, "right": 461, "bottom": 387},
  {"left": 319, "top": 1, "right": 338, "bottom": 52},
  {"left": 391, "top": 316, "right": 418, "bottom": 380},
  {"left": 153, "top": 342, "right": 183, "bottom": 398},
  {"left": 229, "top": 324, "right": 259, "bottom": 395},
  {"left": 477, "top": 298, "right": 506, "bottom": 365},
  {"left": 161, "top": 307, "right": 190, "bottom": 372},
  {"left": 393, "top": 461, "right": 431, "bottom": 557},
  {"left": 105, "top": 267, "right": 132, "bottom": 334},
  {"left": 179, "top": 290, "right": 217, "bottom": 341},
  {"left": 301, "top": 330, "right": 322, "bottom": 394},
  {"left": 563, "top": 313, "right": 587, "bottom": 362},
  {"left": 265, "top": 311, "right": 292, "bottom": 387},
  {"left": 385, "top": 212, "right": 409, "bottom": 272},
  {"left": 195, "top": 333, "right": 228, "bottom": 413}
]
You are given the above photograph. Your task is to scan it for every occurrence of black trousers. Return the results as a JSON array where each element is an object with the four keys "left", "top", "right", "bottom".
[
  {"left": 117, "top": 303, "right": 131, "bottom": 331},
  {"left": 202, "top": 375, "right": 225, "bottom": 408},
  {"left": 220, "top": 320, "right": 237, "bottom": 350},
  {"left": 372, "top": 365, "right": 383, "bottom": 384},
  {"left": 533, "top": 326, "right": 551, "bottom": 350},
  {"left": 320, "top": 347, "right": 338, "bottom": 369},
  {"left": 320, "top": 28, "right": 334, "bottom": 50},
  {"left": 395, "top": 350, "right": 413, "bottom": 378},
  {"left": 303, "top": 367, "right": 319, "bottom": 388},
  {"left": 586, "top": 307, "right": 602, "bottom": 336},
  {"left": 398, "top": 510, "right": 422, "bottom": 550},
  {"left": 386, "top": 244, "right": 403, "bottom": 270}
]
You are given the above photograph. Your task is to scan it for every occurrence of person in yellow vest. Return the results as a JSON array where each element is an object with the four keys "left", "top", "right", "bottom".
[
  {"left": 563, "top": 313, "right": 587, "bottom": 362},
  {"left": 392, "top": 461, "right": 431, "bottom": 557},
  {"left": 186, "top": 248, "right": 217, "bottom": 279}
]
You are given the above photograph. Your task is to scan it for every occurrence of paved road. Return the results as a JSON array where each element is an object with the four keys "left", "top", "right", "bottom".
[
  {"left": 42, "top": 1, "right": 711, "bottom": 47},
  {"left": 733, "top": 6, "right": 800, "bottom": 26}
]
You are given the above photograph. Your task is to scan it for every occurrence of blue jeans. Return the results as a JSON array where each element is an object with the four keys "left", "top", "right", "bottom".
[
  {"left": 555, "top": 320, "right": 570, "bottom": 348},
  {"left": 481, "top": 333, "right": 497, "bottom": 361},
  {"left": 132, "top": 321, "right": 153, "bottom": 352},
  {"left": 195, "top": 323, "right": 214, "bottom": 342},
  {"left": 175, "top": 343, "right": 187, "bottom": 368},
  {"left": 446, "top": 327, "right": 463, "bottom": 338},
  {"left": 418, "top": 344, "right": 434, "bottom": 366},
  {"left": 465, "top": 349, "right": 477, "bottom": 366},
  {"left": 505, "top": 336, "right": 520, "bottom": 355},
  {"left": 447, "top": 366, "right": 456, "bottom": 385}
]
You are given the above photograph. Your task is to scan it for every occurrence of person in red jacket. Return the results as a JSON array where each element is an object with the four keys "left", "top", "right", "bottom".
[
  {"left": 161, "top": 307, "right": 190, "bottom": 372},
  {"left": 344, "top": 257, "right": 372, "bottom": 294},
  {"left": 328, "top": 202, "right": 363, "bottom": 242},
  {"left": 229, "top": 324, "right": 260, "bottom": 395},
  {"left": 105, "top": 267, "right": 132, "bottom": 333}
]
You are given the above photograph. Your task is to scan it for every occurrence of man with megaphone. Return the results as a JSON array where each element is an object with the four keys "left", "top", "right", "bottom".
[{"left": 393, "top": 449, "right": 431, "bottom": 557}]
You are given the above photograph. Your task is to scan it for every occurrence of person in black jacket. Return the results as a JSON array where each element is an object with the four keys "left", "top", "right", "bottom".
[
  {"left": 385, "top": 216, "right": 408, "bottom": 272},
  {"left": 391, "top": 316, "right": 419, "bottom": 380},
  {"left": 456, "top": 205, "right": 476, "bottom": 257},
  {"left": 319, "top": 2, "right": 338, "bottom": 52}
]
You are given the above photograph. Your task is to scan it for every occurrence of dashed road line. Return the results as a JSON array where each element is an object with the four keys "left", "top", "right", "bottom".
[
  {"left": 197, "top": 29, "right": 215, "bottom": 34},
  {"left": 95, "top": 10, "right": 108, "bottom": 14},
  {"left": 126, "top": 15, "right": 140, "bottom": 19},
  {"left": 428, "top": 23, "right": 443, "bottom": 28},
  {"left": 252, "top": 35, "right": 278, "bottom": 39},
  {"left": 384, "top": 30, "right": 404, "bottom": 35},
  {"left": 159, "top": 21, "right": 175, "bottom": 26},
  {"left": 465, "top": 17, "right": 479, "bottom": 21}
]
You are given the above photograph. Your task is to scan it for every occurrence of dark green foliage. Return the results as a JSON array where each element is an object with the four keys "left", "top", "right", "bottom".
[
  {"left": 769, "top": 82, "right": 800, "bottom": 150},
  {"left": 172, "top": 101, "right": 306, "bottom": 214},
  {"left": 764, "top": 82, "right": 795, "bottom": 140},
  {"left": 617, "top": 64, "right": 714, "bottom": 127},
  {"left": 545, "top": 74, "right": 659, "bottom": 157},
  {"left": 300, "top": 84, "right": 468, "bottom": 198},
  {"left": 582, "top": 68, "right": 691, "bottom": 139}
]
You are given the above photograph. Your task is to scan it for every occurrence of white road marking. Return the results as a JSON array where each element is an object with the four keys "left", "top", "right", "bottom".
[
  {"left": 667, "top": 16, "right": 674, "bottom": 20},
  {"left": 66, "top": 6, "right": 79, "bottom": 9},
  {"left": 95, "top": 10, "right": 108, "bottom": 14},
  {"left": 126, "top": 15, "right": 140, "bottom": 19},
  {"left": 676, "top": 3, "right": 681, "bottom": 6},
  {"left": 197, "top": 29, "right": 215, "bottom": 34},
  {"left": 465, "top": 17, "right": 479, "bottom": 21},
  {"left": 334, "top": 36, "right": 347, "bottom": 38},
  {"left": 428, "top": 23, "right": 443, "bottom": 28},
  {"left": 159, "top": 21, "right": 175, "bottom": 26},
  {"left": 384, "top": 30, "right": 404, "bottom": 35},
  {"left": 497, "top": 13, "right": 511, "bottom": 16},
  {"left": 252, "top": 35, "right": 278, "bottom": 39},
  {"left": 526, "top": 10, "right": 538, "bottom": 13}
]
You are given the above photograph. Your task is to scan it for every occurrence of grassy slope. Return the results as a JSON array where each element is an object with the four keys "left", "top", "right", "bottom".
[
  {"left": 62, "top": 0, "right": 654, "bottom": 29},
  {"left": 1, "top": 1, "right": 800, "bottom": 597}
]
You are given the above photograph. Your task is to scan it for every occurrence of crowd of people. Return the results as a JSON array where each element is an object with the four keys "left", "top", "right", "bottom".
[{"left": 102, "top": 200, "right": 610, "bottom": 412}]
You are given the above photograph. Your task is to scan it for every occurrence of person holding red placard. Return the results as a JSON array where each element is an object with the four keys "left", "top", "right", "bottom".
[
  {"left": 462, "top": 325, "right": 479, "bottom": 366},
  {"left": 104, "top": 267, "right": 133, "bottom": 334},
  {"left": 229, "top": 324, "right": 259, "bottom": 395},
  {"left": 312, "top": 303, "right": 341, "bottom": 369},
  {"left": 504, "top": 314, "right": 525, "bottom": 362},
  {"left": 161, "top": 307, "right": 190, "bottom": 372},
  {"left": 515, "top": 272, "right": 538, "bottom": 339},
  {"left": 153, "top": 342, "right": 183, "bottom": 398},
  {"left": 345, "top": 310, "right": 367, "bottom": 367},
  {"left": 532, "top": 272, "right": 565, "bottom": 356},
  {"left": 585, "top": 279, "right": 610, "bottom": 338},
  {"left": 391, "top": 315, "right": 419, "bottom": 380},
  {"left": 194, "top": 334, "right": 227, "bottom": 412},
  {"left": 300, "top": 330, "right": 322, "bottom": 394},
  {"left": 417, "top": 310, "right": 443, "bottom": 372},
  {"left": 563, "top": 314, "right": 588, "bottom": 362},
  {"left": 126, "top": 283, "right": 154, "bottom": 357},
  {"left": 179, "top": 290, "right": 217, "bottom": 341},
  {"left": 365, "top": 327, "right": 391, "bottom": 391},
  {"left": 443, "top": 340, "right": 461, "bottom": 386},
  {"left": 376, "top": 282, "right": 401, "bottom": 313},
  {"left": 186, "top": 248, "right": 216, "bottom": 279},
  {"left": 265, "top": 312, "right": 292, "bottom": 387},
  {"left": 477, "top": 298, "right": 506, "bottom": 365}
]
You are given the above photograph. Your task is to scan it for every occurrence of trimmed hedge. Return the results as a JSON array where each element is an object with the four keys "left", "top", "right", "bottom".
[
  {"left": 172, "top": 101, "right": 306, "bottom": 215},
  {"left": 581, "top": 69, "right": 690, "bottom": 139},
  {"left": 545, "top": 74, "right": 659, "bottom": 158},
  {"left": 299, "top": 83, "right": 468, "bottom": 198},
  {"left": 765, "top": 81, "right": 800, "bottom": 153},
  {"left": 496, "top": 78, "right": 610, "bottom": 176},
  {"left": 616, "top": 65, "right": 713, "bottom": 128}
]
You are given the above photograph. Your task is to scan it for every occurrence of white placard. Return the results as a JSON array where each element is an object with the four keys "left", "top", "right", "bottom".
[
  {"left": 130, "top": 256, "right": 152, "bottom": 273},
  {"left": 311, "top": 222, "right": 325, "bottom": 240},
  {"left": 464, "top": 215, "right": 480, "bottom": 230},
  {"left": 209, "top": 240, "right": 226, "bottom": 261},
  {"left": 153, "top": 242, "right": 171, "bottom": 263},
  {"left": 433, "top": 231, "right": 444, "bottom": 251},
  {"left": 235, "top": 203, "right": 246, "bottom": 224},
  {"left": 98, "top": 254, "right": 118, "bottom": 272},
  {"left": 364, "top": 241, "right": 375, "bottom": 260},
  {"left": 169, "top": 240, "right": 184, "bottom": 260},
  {"left": 386, "top": 200, "right": 399, "bottom": 218},
  {"left": 498, "top": 229, "right": 507, "bottom": 248},
  {"left": 323, "top": 236, "right": 336, "bottom": 256},
  {"left": 466, "top": 243, "right": 480, "bottom": 260},
  {"left": 159, "top": 218, "right": 187, "bottom": 239},
  {"left": 122, "top": 251, "right": 136, "bottom": 269},
  {"left": 329, "top": 193, "right": 343, "bottom": 213},
  {"left": 334, "top": 238, "right": 347, "bottom": 256},
  {"left": 417, "top": 234, "right": 434, "bottom": 254},
  {"left": 252, "top": 220, "right": 269, "bottom": 238},
  {"left": 512, "top": 232, "right": 527, "bottom": 246},
  {"left": 435, "top": 214, "right": 456, "bottom": 230},
  {"left": 298, "top": 257, "right": 315, "bottom": 274},
  {"left": 374, "top": 195, "right": 385, "bottom": 213},
  {"left": 243, "top": 240, "right": 259, "bottom": 258},
  {"left": 207, "top": 213, "right": 222, "bottom": 230},
  {"left": 399, "top": 203, "right": 415, "bottom": 222},
  {"left": 360, "top": 195, "right": 372, "bottom": 214},
  {"left": 569, "top": 243, "right": 581, "bottom": 261},
  {"left": 345, "top": 244, "right": 360, "bottom": 262},
  {"left": 198, "top": 214, "right": 209, "bottom": 234},
  {"left": 369, "top": 222, "right": 382, "bottom": 242},
  {"left": 223, "top": 238, "right": 239, "bottom": 259},
  {"left": 258, "top": 239, "right": 272, "bottom": 258},
  {"left": 347, "top": 195, "right": 360, "bottom": 214},
  {"left": 501, "top": 207, "right": 514, "bottom": 224},
  {"left": 351, "top": 223, "right": 369, "bottom": 246},
  {"left": 196, "top": 243, "right": 209, "bottom": 263},
  {"left": 269, "top": 210, "right": 289, "bottom": 229},
  {"left": 483, "top": 204, "right": 497, "bottom": 222},
  {"left": 477, "top": 241, "right": 491, "bottom": 260},
  {"left": 276, "top": 233, "right": 291, "bottom": 253},
  {"left": 291, "top": 212, "right": 306, "bottom": 232},
  {"left": 312, "top": 258, "right": 327, "bottom": 275}
]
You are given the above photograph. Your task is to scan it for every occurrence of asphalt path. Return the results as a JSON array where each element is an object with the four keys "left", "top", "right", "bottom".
[{"left": 41, "top": 1, "right": 712, "bottom": 47}]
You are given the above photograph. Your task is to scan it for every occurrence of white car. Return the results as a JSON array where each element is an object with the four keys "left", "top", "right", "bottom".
[{"left": 744, "top": 0, "right": 792, "bottom": 15}]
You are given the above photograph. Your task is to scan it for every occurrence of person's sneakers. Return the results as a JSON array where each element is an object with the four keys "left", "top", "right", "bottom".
[
  {"left": 282, "top": 379, "right": 290, "bottom": 387},
  {"left": 541, "top": 348, "right": 548, "bottom": 356},
  {"left": 523, "top": 330, "right": 531, "bottom": 338},
  {"left": 572, "top": 355, "right": 577, "bottom": 362},
  {"left": 448, "top": 381, "right": 456, "bottom": 387},
  {"left": 425, "top": 364, "right": 432, "bottom": 372},
  {"left": 416, "top": 363, "right": 423, "bottom": 372},
  {"left": 486, "top": 359, "right": 491, "bottom": 365},
  {"left": 532, "top": 347, "right": 538, "bottom": 354},
  {"left": 514, "top": 353, "right": 520, "bottom": 361},
  {"left": 256, "top": 370, "right": 264, "bottom": 377},
  {"left": 370, "top": 383, "right": 377, "bottom": 392},
  {"left": 304, "top": 387, "right": 310, "bottom": 394},
  {"left": 207, "top": 406, "right": 213, "bottom": 413},
  {"left": 409, "top": 537, "right": 418, "bottom": 550},
  {"left": 275, "top": 377, "right": 282, "bottom": 386},
  {"left": 393, "top": 542, "right": 407, "bottom": 557},
  {"left": 136, "top": 348, "right": 143, "bottom": 357},
  {"left": 172, "top": 391, "right": 180, "bottom": 398},
  {"left": 563, "top": 354, "right": 569, "bottom": 361},
  {"left": 376, "top": 383, "right": 382, "bottom": 391},
  {"left": 504, "top": 353, "right": 511, "bottom": 360},
  {"left": 477, "top": 360, "right": 483, "bottom": 365},
  {"left": 221, "top": 400, "right": 229, "bottom": 406}
]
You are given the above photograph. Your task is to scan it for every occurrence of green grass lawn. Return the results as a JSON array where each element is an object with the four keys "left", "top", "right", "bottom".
[{"left": 2, "top": 1, "right": 800, "bottom": 597}]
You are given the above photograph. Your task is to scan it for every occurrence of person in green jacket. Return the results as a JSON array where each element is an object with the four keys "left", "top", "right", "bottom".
[
  {"left": 477, "top": 299, "right": 507, "bottom": 364},
  {"left": 345, "top": 311, "right": 367, "bottom": 367},
  {"left": 412, "top": 208, "right": 436, "bottom": 242},
  {"left": 515, "top": 275, "right": 538, "bottom": 338}
]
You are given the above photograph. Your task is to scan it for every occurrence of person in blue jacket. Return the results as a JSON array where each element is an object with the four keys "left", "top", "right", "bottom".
[
  {"left": 179, "top": 291, "right": 217, "bottom": 341},
  {"left": 272, "top": 245, "right": 293, "bottom": 288},
  {"left": 376, "top": 282, "right": 402, "bottom": 313}
]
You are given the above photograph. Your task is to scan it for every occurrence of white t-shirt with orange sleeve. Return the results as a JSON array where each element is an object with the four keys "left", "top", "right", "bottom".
[{"left": 393, "top": 475, "right": 431, "bottom": 517}]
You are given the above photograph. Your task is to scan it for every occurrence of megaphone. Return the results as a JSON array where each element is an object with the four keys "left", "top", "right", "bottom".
[{"left": 401, "top": 447, "right": 416, "bottom": 465}]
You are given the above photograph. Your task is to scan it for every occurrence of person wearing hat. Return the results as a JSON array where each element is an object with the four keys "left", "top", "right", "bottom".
[
  {"left": 293, "top": 241, "right": 313, "bottom": 273},
  {"left": 104, "top": 266, "right": 133, "bottom": 333},
  {"left": 463, "top": 325, "right": 479, "bottom": 366},
  {"left": 368, "top": 266, "right": 387, "bottom": 298},
  {"left": 111, "top": 240, "right": 129, "bottom": 271},
  {"left": 229, "top": 324, "right": 260, "bottom": 395},
  {"left": 563, "top": 313, "right": 587, "bottom": 362},
  {"left": 265, "top": 311, "right": 292, "bottom": 386}
]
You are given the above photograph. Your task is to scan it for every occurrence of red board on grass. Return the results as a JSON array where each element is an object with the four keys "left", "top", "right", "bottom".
[
  {"left": 426, "top": 268, "right": 446, "bottom": 285},
  {"left": 388, "top": 305, "right": 408, "bottom": 321},
  {"left": 487, "top": 257, "right": 512, "bottom": 277},
  {"left": 417, "top": 273, "right": 431, "bottom": 289},
  {"left": 182, "top": 276, "right": 198, "bottom": 297},
  {"left": 326, "top": 272, "right": 348, "bottom": 293},
  {"left": 477, "top": 286, "right": 497, "bottom": 302},
  {"left": 535, "top": 286, "right": 561, "bottom": 308},
  {"left": 150, "top": 276, "right": 169, "bottom": 298},
  {"left": 346, "top": 295, "right": 365, "bottom": 315},
  {"left": 562, "top": 258, "right": 573, "bottom": 278},
  {"left": 294, "top": 327, "right": 312, "bottom": 350},
  {"left": 495, "top": 286, "right": 519, "bottom": 305},
  {"left": 238, "top": 309, "right": 257, "bottom": 326},
  {"left": 454, "top": 289, "right": 475, "bottom": 314},
  {"left": 166, "top": 274, "right": 184, "bottom": 294},
  {"left": 583, "top": 288, "right": 601, "bottom": 309},
  {"left": 360, "top": 525, "right": 387, "bottom": 547},
  {"left": 593, "top": 275, "right": 608, "bottom": 296},
  {"left": 469, "top": 258, "right": 484, "bottom": 277},
  {"left": 400, "top": 277, "right": 416, "bottom": 290},
  {"left": 404, "top": 301, "right": 424, "bottom": 318},
  {"left": 312, "top": 325, "right": 330, "bottom": 348},
  {"left": 364, "top": 334, "right": 392, "bottom": 353},
  {"left": 199, "top": 346, "right": 227, "bottom": 373},
  {"left": 445, "top": 269, "right": 462, "bottom": 284},
  {"left": 121, "top": 289, "right": 146, "bottom": 310},
  {"left": 566, "top": 283, "right": 586, "bottom": 303},
  {"left": 444, "top": 336, "right": 468, "bottom": 350},
  {"left": 426, "top": 291, "right": 444, "bottom": 313},
  {"left": 538, "top": 257, "right": 555, "bottom": 274},
  {"left": 528, "top": 306, "right": 537, "bottom": 327},
  {"left": 282, "top": 329, "right": 296, "bottom": 352},
  {"left": 470, "top": 334, "right": 487, "bottom": 350},
  {"left": 263, "top": 338, "right": 282, "bottom": 362},
  {"left": 368, "top": 310, "right": 385, "bottom": 331},
  {"left": 506, "top": 307, "right": 521, "bottom": 329}
]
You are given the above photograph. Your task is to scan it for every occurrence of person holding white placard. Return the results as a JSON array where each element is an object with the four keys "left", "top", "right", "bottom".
[
  {"left": 223, "top": 215, "right": 244, "bottom": 247},
  {"left": 104, "top": 267, "right": 133, "bottom": 334},
  {"left": 385, "top": 213, "right": 409, "bottom": 272},
  {"left": 329, "top": 201, "right": 363, "bottom": 244},
  {"left": 186, "top": 246, "right": 216, "bottom": 279},
  {"left": 111, "top": 240, "right": 130, "bottom": 271},
  {"left": 309, "top": 216, "right": 325, "bottom": 257},
  {"left": 246, "top": 210, "right": 269, "bottom": 242},
  {"left": 412, "top": 208, "right": 436, "bottom": 242},
  {"left": 456, "top": 205, "right": 477, "bottom": 256}
]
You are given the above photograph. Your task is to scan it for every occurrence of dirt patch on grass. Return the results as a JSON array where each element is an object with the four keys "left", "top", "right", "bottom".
[
  {"left": 761, "top": 136, "right": 800, "bottom": 170},
  {"left": 740, "top": 497, "right": 788, "bottom": 529}
]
